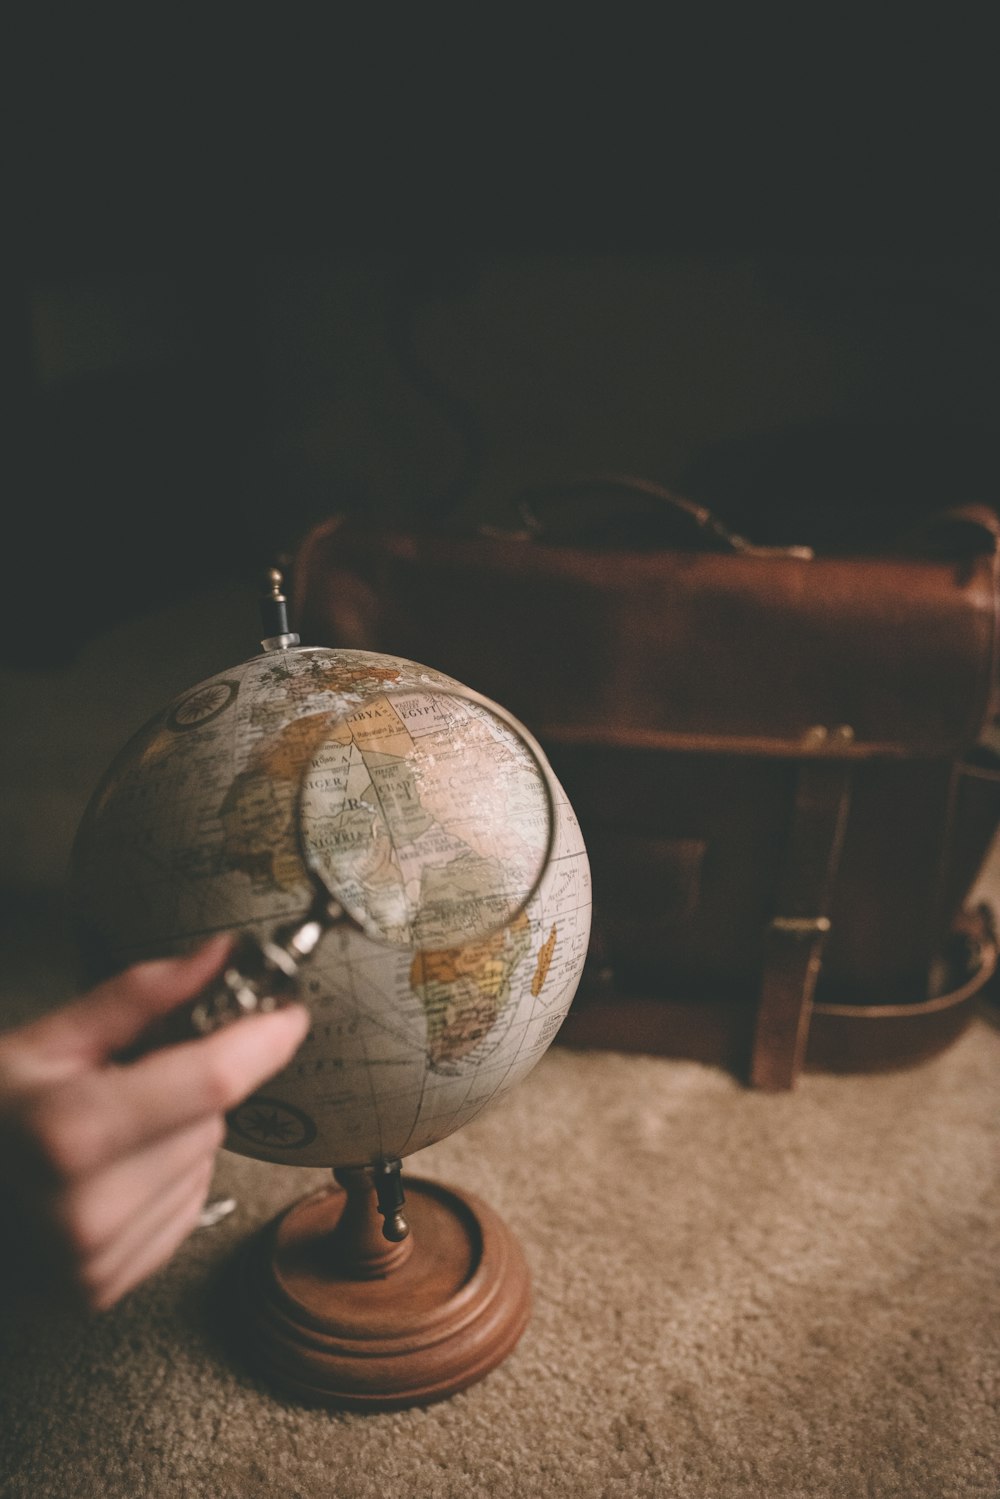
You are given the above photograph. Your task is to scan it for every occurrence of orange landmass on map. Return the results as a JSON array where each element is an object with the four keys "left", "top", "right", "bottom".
[
  {"left": 218, "top": 713, "right": 338, "bottom": 889},
  {"left": 531, "top": 924, "right": 558, "bottom": 997},
  {"left": 218, "top": 679, "right": 417, "bottom": 893},
  {"left": 411, "top": 912, "right": 532, "bottom": 1066}
]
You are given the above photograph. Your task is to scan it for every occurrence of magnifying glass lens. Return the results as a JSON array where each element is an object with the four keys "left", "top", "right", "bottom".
[{"left": 299, "top": 689, "right": 553, "bottom": 950}]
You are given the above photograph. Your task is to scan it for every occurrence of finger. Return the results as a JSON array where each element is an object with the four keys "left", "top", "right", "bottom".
[
  {"left": 20, "top": 1004, "right": 310, "bottom": 1181},
  {"left": 79, "top": 1155, "right": 215, "bottom": 1312},
  {"left": 91, "top": 1183, "right": 207, "bottom": 1312},
  {"left": 6, "top": 937, "right": 235, "bottom": 1086},
  {"left": 50, "top": 1115, "right": 225, "bottom": 1264}
]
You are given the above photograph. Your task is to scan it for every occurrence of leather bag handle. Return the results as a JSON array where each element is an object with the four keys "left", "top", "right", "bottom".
[
  {"left": 491, "top": 473, "right": 815, "bottom": 559},
  {"left": 497, "top": 474, "right": 1000, "bottom": 562},
  {"left": 904, "top": 503, "right": 1000, "bottom": 558}
]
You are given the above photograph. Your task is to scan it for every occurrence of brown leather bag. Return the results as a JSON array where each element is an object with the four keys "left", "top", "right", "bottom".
[{"left": 290, "top": 479, "right": 1000, "bottom": 1088}]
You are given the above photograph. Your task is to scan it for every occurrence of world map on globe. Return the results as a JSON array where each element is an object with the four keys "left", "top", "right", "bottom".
[{"left": 71, "top": 647, "right": 592, "bottom": 1168}]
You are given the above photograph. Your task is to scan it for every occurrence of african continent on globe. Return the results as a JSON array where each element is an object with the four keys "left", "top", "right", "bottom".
[{"left": 71, "top": 647, "right": 591, "bottom": 1168}]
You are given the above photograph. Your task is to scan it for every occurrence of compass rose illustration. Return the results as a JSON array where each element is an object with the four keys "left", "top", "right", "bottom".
[
  {"left": 167, "top": 680, "right": 239, "bottom": 731},
  {"left": 228, "top": 1095, "right": 318, "bottom": 1149}
]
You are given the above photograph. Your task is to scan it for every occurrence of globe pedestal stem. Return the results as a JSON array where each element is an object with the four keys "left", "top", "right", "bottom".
[
  {"left": 326, "top": 1166, "right": 413, "bottom": 1279},
  {"left": 231, "top": 1172, "right": 532, "bottom": 1411}
]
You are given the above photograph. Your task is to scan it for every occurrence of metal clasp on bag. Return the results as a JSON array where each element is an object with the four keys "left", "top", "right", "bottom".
[
  {"left": 769, "top": 916, "right": 832, "bottom": 938},
  {"left": 801, "top": 725, "right": 856, "bottom": 753}
]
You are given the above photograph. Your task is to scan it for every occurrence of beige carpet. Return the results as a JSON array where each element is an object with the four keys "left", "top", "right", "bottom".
[{"left": 2, "top": 987, "right": 998, "bottom": 1499}]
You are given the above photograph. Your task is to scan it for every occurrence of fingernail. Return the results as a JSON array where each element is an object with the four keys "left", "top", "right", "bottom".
[
  {"left": 267, "top": 1002, "right": 311, "bottom": 1038},
  {"left": 144, "top": 934, "right": 232, "bottom": 976},
  {"left": 286, "top": 1003, "right": 311, "bottom": 1033}
]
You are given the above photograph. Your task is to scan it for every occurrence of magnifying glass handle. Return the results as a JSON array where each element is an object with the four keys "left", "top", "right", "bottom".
[
  {"left": 186, "top": 930, "right": 304, "bottom": 1036},
  {"left": 188, "top": 903, "right": 337, "bottom": 1035},
  {"left": 120, "top": 912, "right": 330, "bottom": 1060}
]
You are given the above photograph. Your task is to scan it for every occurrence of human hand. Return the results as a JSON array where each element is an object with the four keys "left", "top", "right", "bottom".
[{"left": 0, "top": 937, "right": 310, "bottom": 1312}]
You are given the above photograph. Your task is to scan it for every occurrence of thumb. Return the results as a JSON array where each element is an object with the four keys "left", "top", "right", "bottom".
[{"left": 7, "top": 936, "right": 237, "bottom": 1086}]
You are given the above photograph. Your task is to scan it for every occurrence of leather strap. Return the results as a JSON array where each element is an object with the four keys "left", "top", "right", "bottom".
[
  {"left": 751, "top": 757, "right": 854, "bottom": 1089},
  {"left": 557, "top": 904, "right": 997, "bottom": 1074}
]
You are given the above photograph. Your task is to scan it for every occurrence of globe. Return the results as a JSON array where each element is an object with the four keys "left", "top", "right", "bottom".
[{"left": 71, "top": 645, "right": 591, "bottom": 1171}]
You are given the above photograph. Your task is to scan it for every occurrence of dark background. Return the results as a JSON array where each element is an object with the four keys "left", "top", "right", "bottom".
[
  {"left": 4, "top": 20, "right": 998, "bottom": 895},
  {"left": 12, "top": 246, "right": 999, "bottom": 666},
  {"left": 9, "top": 17, "right": 998, "bottom": 667}
]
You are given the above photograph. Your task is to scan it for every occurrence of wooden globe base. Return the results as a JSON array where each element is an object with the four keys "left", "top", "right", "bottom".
[{"left": 231, "top": 1171, "right": 532, "bottom": 1411}]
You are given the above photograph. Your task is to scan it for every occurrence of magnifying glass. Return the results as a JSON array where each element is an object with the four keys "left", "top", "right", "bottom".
[{"left": 178, "top": 685, "right": 555, "bottom": 1039}]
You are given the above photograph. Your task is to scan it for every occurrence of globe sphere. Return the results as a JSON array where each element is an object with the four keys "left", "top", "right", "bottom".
[{"left": 71, "top": 647, "right": 591, "bottom": 1168}]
